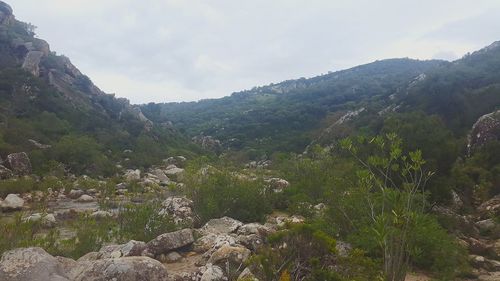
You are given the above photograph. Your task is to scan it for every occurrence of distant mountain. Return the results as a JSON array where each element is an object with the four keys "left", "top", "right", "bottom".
[{"left": 0, "top": 1, "right": 199, "bottom": 175}]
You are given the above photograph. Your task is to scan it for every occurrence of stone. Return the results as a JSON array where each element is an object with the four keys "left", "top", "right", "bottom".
[
  {"left": 22, "top": 51, "right": 44, "bottom": 77},
  {"left": 194, "top": 234, "right": 237, "bottom": 254},
  {"left": 207, "top": 245, "right": 251, "bottom": 265},
  {"left": 468, "top": 110, "right": 500, "bottom": 154},
  {"left": 90, "top": 210, "right": 113, "bottom": 219},
  {"left": 478, "top": 195, "right": 500, "bottom": 218},
  {"left": 163, "top": 251, "right": 183, "bottom": 263},
  {"left": 237, "top": 223, "right": 273, "bottom": 236},
  {"left": 159, "top": 196, "right": 194, "bottom": 225},
  {"left": 67, "top": 189, "right": 84, "bottom": 199},
  {"left": 1, "top": 194, "right": 24, "bottom": 211},
  {"left": 200, "top": 264, "right": 225, "bottom": 281},
  {"left": 265, "top": 178, "right": 290, "bottom": 193},
  {"left": 164, "top": 165, "right": 185, "bottom": 181},
  {"left": 238, "top": 267, "right": 259, "bottom": 281},
  {"left": 0, "top": 247, "right": 70, "bottom": 281},
  {"left": 476, "top": 219, "right": 496, "bottom": 233},
  {"left": 151, "top": 168, "right": 171, "bottom": 184},
  {"left": 124, "top": 169, "right": 141, "bottom": 181},
  {"left": 5, "top": 152, "right": 32, "bottom": 176},
  {"left": 24, "top": 213, "right": 56, "bottom": 227},
  {"left": 199, "top": 217, "right": 243, "bottom": 235},
  {"left": 146, "top": 228, "right": 194, "bottom": 256},
  {"left": 68, "top": 256, "right": 169, "bottom": 281},
  {"left": 192, "top": 135, "right": 222, "bottom": 152},
  {"left": 0, "top": 164, "right": 13, "bottom": 179},
  {"left": 75, "top": 194, "right": 95, "bottom": 202}
]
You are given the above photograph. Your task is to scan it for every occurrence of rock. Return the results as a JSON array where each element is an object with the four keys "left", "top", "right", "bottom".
[
  {"left": 192, "top": 135, "right": 222, "bottom": 152},
  {"left": 116, "top": 182, "right": 128, "bottom": 190},
  {"left": 24, "top": 213, "right": 57, "bottom": 227},
  {"left": 161, "top": 251, "right": 182, "bottom": 263},
  {"left": 194, "top": 234, "right": 237, "bottom": 254},
  {"left": 207, "top": 245, "right": 251, "bottom": 265},
  {"left": 478, "top": 195, "right": 500, "bottom": 218},
  {"left": 146, "top": 229, "right": 195, "bottom": 256},
  {"left": 90, "top": 210, "right": 113, "bottom": 219},
  {"left": 68, "top": 189, "right": 84, "bottom": 199},
  {"left": 238, "top": 268, "right": 259, "bottom": 281},
  {"left": 493, "top": 239, "right": 500, "bottom": 259},
  {"left": 265, "top": 178, "right": 290, "bottom": 193},
  {"left": 199, "top": 217, "right": 243, "bottom": 235},
  {"left": 237, "top": 223, "right": 273, "bottom": 236},
  {"left": 470, "top": 255, "right": 500, "bottom": 271},
  {"left": 200, "top": 264, "right": 226, "bottom": 281},
  {"left": 336, "top": 241, "right": 353, "bottom": 258},
  {"left": 75, "top": 194, "right": 95, "bottom": 202},
  {"left": 468, "top": 110, "right": 500, "bottom": 155},
  {"left": 124, "top": 169, "right": 141, "bottom": 181},
  {"left": 476, "top": 219, "right": 497, "bottom": 233},
  {"left": 96, "top": 240, "right": 147, "bottom": 259},
  {"left": 164, "top": 165, "right": 185, "bottom": 181},
  {"left": 0, "top": 247, "right": 70, "bottom": 281},
  {"left": 5, "top": 152, "right": 32, "bottom": 176},
  {"left": 0, "top": 2, "right": 14, "bottom": 25},
  {"left": 159, "top": 196, "right": 194, "bottom": 225},
  {"left": 28, "top": 139, "right": 51, "bottom": 149},
  {"left": 1, "top": 194, "right": 24, "bottom": 211},
  {"left": 68, "top": 256, "right": 168, "bottom": 281},
  {"left": 163, "top": 156, "right": 187, "bottom": 167},
  {"left": 0, "top": 165, "right": 13, "bottom": 179},
  {"left": 237, "top": 234, "right": 264, "bottom": 251},
  {"left": 151, "top": 168, "right": 171, "bottom": 184},
  {"left": 478, "top": 272, "right": 500, "bottom": 281},
  {"left": 22, "top": 51, "right": 44, "bottom": 77}
]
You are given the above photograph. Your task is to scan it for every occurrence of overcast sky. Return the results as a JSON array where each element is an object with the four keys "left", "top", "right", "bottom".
[{"left": 7, "top": 0, "right": 500, "bottom": 104}]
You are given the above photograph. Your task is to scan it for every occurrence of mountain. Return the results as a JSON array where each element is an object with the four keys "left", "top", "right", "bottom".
[
  {"left": 141, "top": 59, "right": 444, "bottom": 154},
  {"left": 0, "top": 1, "right": 200, "bottom": 176},
  {"left": 141, "top": 43, "right": 500, "bottom": 158}
]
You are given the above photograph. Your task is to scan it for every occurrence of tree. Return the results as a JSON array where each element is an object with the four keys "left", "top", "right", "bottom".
[{"left": 340, "top": 133, "right": 433, "bottom": 281}]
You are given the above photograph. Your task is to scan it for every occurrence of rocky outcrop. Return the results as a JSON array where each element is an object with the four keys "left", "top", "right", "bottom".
[
  {"left": 1, "top": 194, "right": 24, "bottom": 211},
  {"left": 468, "top": 110, "right": 500, "bottom": 155},
  {"left": 22, "top": 51, "right": 44, "bottom": 76},
  {"left": 0, "top": 1, "right": 14, "bottom": 25},
  {"left": 164, "top": 165, "right": 185, "bottom": 181},
  {"left": 265, "top": 178, "right": 290, "bottom": 193},
  {"left": 192, "top": 135, "right": 222, "bottom": 152},
  {"left": 6, "top": 152, "right": 32, "bottom": 175},
  {"left": 0, "top": 247, "right": 70, "bottom": 281},
  {"left": 199, "top": 217, "right": 243, "bottom": 236},
  {"left": 124, "top": 169, "right": 141, "bottom": 181}
]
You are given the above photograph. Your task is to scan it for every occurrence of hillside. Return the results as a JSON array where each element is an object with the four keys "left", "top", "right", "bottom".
[
  {"left": 142, "top": 58, "right": 444, "bottom": 154},
  {"left": 0, "top": 2, "right": 200, "bottom": 176}
]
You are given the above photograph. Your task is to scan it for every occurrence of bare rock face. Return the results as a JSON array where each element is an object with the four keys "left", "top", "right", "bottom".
[
  {"left": 146, "top": 229, "right": 195, "bottom": 256},
  {"left": 22, "top": 51, "right": 44, "bottom": 76},
  {"left": 468, "top": 110, "right": 500, "bottom": 155},
  {"left": 6, "top": 152, "right": 32, "bottom": 175},
  {"left": 0, "top": 1, "right": 14, "bottom": 25},
  {"left": 69, "top": 257, "right": 168, "bottom": 281},
  {"left": 0, "top": 247, "right": 71, "bottom": 281},
  {"left": 192, "top": 135, "right": 222, "bottom": 152}
]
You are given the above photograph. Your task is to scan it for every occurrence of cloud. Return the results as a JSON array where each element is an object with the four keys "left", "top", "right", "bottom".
[{"left": 7, "top": 0, "right": 500, "bottom": 103}]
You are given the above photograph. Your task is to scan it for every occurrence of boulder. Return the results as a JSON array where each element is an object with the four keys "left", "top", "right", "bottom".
[
  {"left": 75, "top": 194, "right": 95, "bottom": 202},
  {"left": 90, "top": 210, "right": 113, "bottom": 219},
  {"left": 124, "top": 169, "right": 141, "bottom": 181},
  {"left": 6, "top": 152, "right": 32, "bottom": 175},
  {"left": 469, "top": 255, "right": 500, "bottom": 271},
  {"left": 478, "top": 195, "right": 500, "bottom": 218},
  {"left": 0, "top": 164, "right": 13, "bottom": 179},
  {"left": 265, "top": 178, "right": 290, "bottom": 193},
  {"left": 68, "top": 257, "right": 168, "bottom": 281},
  {"left": 151, "top": 168, "right": 171, "bottom": 184},
  {"left": 237, "top": 223, "right": 273, "bottom": 236},
  {"left": 164, "top": 165, "right": 185, "bottom": 181},
  {"left": 200, "top": 264, "right": 225, "bottom": 281},
  {"left": 476, "top": 219, "right": 497, "bottom": 233},
  {"left": 146, "top": 229, "right": 194, "bottom": 256},
  {"left": 159, "top": 251, "right": 182, "bottom": 263},
  {"left": 238, "top": 268, "right": 259, "bottom": 281},
  {"left": 207, "top": 245, "right": 251, "bottom": 265},
  {"left": 468, "top": 110, "right": 500, "bottom": 154},
  {"left": 159, "top": 196, "right": 194, "bottom": 225},
  {"left": 199, "top": 217, "right": 243, "bottom": 236},
  {"left": 24, "top": 213, "right": 57, "bottom": 227},
  {"left": 22, "top": 51, "right": 44, "bottom": 77},
  {"left": 192, "top": 135, "right": 222, "bottom": 152},
  {"left": 67, "top": 189, "right": 84, "bottom": 199},
  {"left": 94, "top": 240, "right": 147, "bottom": 260},
  {"left": 1, "top": 194, "right": 24, "bottom": 211},
  {"left": 0, "top": 247, "right": 70, "bottom": 281}
]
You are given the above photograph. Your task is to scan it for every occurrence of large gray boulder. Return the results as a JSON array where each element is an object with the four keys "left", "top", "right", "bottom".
[
  {"left": 1, "top": 194, "right": 24, "bottom": 211},
  {"left": 6, "top": 152, "right": 32, "bottom": 175},
  {"left": 22, "top": 51, "right": 44, "bottom": 77},
  {"left": 146, "top": 228, "right": 194, "bottom": 256},
  {"left": 69, "top": 256, "right": 168, "bottom": 281},
  {"left": 468, "top": 110, "right": 500, "bottom": 155},
  {"left": 0, "top": 164, "right": 13, "bottom": 179},
  {"left": 0, "top": 247, "right": 70, "bottom": 281}
]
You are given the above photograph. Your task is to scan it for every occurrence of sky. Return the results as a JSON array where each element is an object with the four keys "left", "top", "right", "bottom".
[{"left": 7, "top": 0, "right": 500, "bottom": 104}]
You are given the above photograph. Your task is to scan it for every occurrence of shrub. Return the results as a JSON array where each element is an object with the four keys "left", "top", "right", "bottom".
[{"left": 0, "top": 177, "right": 36, "bottom": 197}]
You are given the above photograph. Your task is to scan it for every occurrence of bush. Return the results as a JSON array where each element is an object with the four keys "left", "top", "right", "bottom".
[
  {"left": 184, "top": 164, "right": 272, "bottom": 224},
  {"left": 0, "top": 177, "right": 36, "bottom": 197}
]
